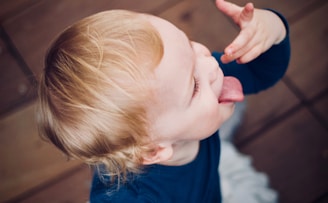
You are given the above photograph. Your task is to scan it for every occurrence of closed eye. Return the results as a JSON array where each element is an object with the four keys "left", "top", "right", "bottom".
[{"left": 192, "top": 77, "right": 200, "bottom": 97}]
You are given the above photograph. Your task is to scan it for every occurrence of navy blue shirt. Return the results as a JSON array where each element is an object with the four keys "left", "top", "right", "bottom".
[
  {"left": 91, "top": 133, "right": 222, "bottom": 203},
  {"left": 90, "top": 10, "right": 290, "bottom": 203}
]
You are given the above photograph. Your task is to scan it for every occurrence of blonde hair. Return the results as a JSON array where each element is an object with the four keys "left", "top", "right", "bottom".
[{"left": 38, "top": 10, "right": 163, "bottom": 183}]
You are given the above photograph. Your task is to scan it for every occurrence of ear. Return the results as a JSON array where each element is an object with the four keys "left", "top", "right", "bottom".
[{"left": 142, "top": 143, "right": 173, "bottom": 165}]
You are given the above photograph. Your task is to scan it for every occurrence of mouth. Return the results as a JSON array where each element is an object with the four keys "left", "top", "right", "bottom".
[{"left": 218, "top": 76, "right": 244, "bottom": 103}]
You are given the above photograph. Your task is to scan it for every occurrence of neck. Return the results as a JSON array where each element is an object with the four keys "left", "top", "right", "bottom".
[{"left": 159, "top": 140, "right": 200, "bottom": 166}]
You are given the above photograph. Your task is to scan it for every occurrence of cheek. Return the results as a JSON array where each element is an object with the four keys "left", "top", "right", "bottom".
[
  {"left": 198, "top": 102, "right": 221, "bottom": 125},
  {"left": 190, "top": 105, "right": 222, "bottom": 139}
]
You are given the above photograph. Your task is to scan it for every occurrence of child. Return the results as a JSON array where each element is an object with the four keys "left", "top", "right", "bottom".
[{"left": 38, "top": 0, "right": 290, "bottom": 202}]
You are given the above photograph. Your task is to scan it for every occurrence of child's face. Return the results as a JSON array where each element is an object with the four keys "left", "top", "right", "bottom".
[{"left": 146, "top": 15, "right": 244, "bottom": 143}]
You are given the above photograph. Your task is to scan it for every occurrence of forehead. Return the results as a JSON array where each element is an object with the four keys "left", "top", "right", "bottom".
[{"left": 145, "top": 15, "right": 193, "bottom": 110}]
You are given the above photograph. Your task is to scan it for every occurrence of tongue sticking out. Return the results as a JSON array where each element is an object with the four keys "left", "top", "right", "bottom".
[{"left": 219, "top": 76, "right": 244, "bottom": 103}]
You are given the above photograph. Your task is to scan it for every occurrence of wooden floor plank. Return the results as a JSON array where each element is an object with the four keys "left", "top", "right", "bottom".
[
  {"left": 232, "top": 0, "right": 322, "bottom": 22},
  {"left": 20, "top": 165, "right": 92, "bottom": 203},
  {"left": 159, "top": 0, "right": 238, "bottom": 52},
  {"left": 0, "top": 102, "right": 82, "bottom": 203},
  {"left": 0, "top": 37, "right": 35, "bottom": 116},
  {"left": 312, "top": 93, "right": 328, "bottom": 126},
  {"left": 0, "top": 0, "right": 39, "bottom": 22},
  {"left": 286, "top": 2, "right": 328, "bottom": 100},
  {"left": 239, "top": 108, "right": 328, "bottom": 203},
  {"left": 234, "top": 81, "right": 300, "bottom": 144},
  {"left": 2, "top": 0, "right": 182, "bottom": 78}
]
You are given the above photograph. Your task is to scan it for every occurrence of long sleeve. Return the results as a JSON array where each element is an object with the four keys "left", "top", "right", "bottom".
[{"left": 212, "top": 10, "right": 291, "bottom": 95}]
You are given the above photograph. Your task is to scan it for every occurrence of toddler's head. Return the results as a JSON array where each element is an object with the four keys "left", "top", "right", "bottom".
[{"left": 38, "top": 10, "right": 163, "bottom": 180}]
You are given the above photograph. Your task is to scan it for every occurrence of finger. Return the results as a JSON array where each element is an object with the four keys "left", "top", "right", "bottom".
[
  {"left": 240, "top": 3, "right": 254, "bottom": 25},
  {"left": 229, "top": 30, "right": 259, "bottom": 56},
  {"left": 215, "top": 0, "right": 242, "bottom": 21},
  {"left": 224, "top": 28, "right": 255, "bottom": 56},
  {"left": 220, "top": 54, "right": 235, "bottom": 64},
  {"left": 222, "top": 31, "right": 260, "bottom": 64},
  {"left": 236, "top": 44, "right": 263, "bottom": 63},
  {"left": 222, "top": 43, "right": 253, "bottom": 64},
  {"left": 220, "top": 54, "right": 232, "bottom": 64}
]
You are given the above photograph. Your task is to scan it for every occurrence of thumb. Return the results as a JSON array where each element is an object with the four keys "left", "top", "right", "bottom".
[{"left": 239, "top": 3, "right": 254, "bottom": 27}]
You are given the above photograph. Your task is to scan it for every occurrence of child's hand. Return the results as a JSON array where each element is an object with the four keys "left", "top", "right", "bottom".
[{"left": 215, "top": 0, "right": 286, "bottom": 64}]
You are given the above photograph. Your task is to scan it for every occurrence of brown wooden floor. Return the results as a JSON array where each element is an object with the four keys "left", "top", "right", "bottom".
[{"left": 1, "top": 0, "right": 327, "bottom": 202}]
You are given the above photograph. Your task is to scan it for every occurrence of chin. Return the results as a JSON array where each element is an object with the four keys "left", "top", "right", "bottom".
[{"left": 220, "top": 105, "right": 235, "bottom": 123}]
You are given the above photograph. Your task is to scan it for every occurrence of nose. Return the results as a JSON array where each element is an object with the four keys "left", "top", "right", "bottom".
[
  {"left": 193, "top": 42, "right": 211, "bottom": 57},
  {"left": 193, "top": 42, "right": 218, "bottom": 84}
]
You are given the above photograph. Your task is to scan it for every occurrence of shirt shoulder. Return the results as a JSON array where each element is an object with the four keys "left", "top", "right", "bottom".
[{"left": 90, "top": 184, "right": 155, "bottom": 203}]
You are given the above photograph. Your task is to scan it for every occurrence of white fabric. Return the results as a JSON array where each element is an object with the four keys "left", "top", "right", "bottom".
[
  {"left": 219, "top": 101, "right": 278, "bottom": 203},
  {"left": 219, "top": 140, "right": 278, "bottom": 203}
]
